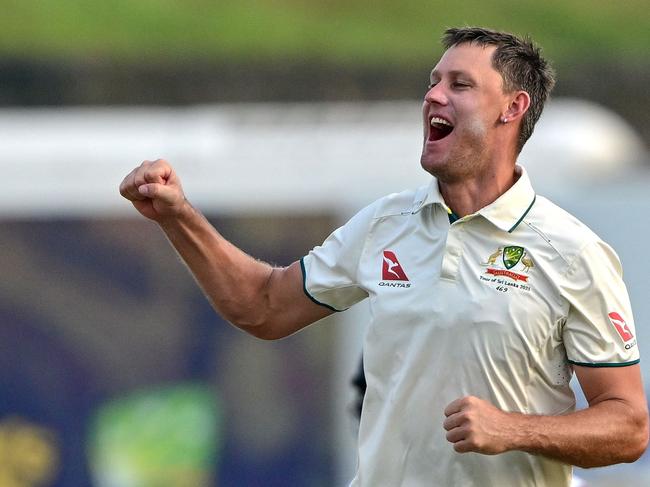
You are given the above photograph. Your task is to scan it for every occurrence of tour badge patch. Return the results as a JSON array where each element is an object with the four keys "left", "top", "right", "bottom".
[{"left": 480, "top": 245, "right": 533, "bottom": 293}]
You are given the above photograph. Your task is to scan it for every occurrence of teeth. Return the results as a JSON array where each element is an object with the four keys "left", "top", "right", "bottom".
[{"left": 430, "top": 117, "right": 453, "bottom": 127}]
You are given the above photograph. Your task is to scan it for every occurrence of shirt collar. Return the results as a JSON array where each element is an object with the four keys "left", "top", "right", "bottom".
[
  {"left": 478, "top": 166, "right": 536, "bottom": 233},
  {"left": 415, "top": 165, "right": 536, "bottom": 233},
  {"left": 415, "top": 177, "right": 445, "bottom": 211}
]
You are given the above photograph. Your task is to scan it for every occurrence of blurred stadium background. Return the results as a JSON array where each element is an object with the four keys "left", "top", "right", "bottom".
[{"left": 1, "top": 1, "right": 648, "bottom": 486}]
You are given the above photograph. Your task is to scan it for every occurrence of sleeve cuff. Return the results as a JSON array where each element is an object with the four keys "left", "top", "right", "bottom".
[{"left": 300, "top": 257, "right": 344, "bottom": 313}]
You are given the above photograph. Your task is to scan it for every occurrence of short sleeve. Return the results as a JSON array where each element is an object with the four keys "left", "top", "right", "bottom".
[
  {"left": 300, "top": 202, "right": 377, "bottom": 312},
  {"left": 562, "top": 240, "right": 639, "bottom": 367}
]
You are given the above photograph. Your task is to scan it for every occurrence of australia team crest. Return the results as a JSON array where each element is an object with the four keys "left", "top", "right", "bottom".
[
  {"left": 502, "top": 246, "right": 524, "bottom": 269},
  {"left": 481, "top": 245, "right": 534, "bottom": 291}
]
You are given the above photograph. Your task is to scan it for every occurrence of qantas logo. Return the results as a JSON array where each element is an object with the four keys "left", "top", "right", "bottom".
[
  {"left": 379, "top": 251, "right": 411, "bottom": 287},
  {"left": 382, "top": 251, "right": 408, "bottom": 280},
  {"left": 608, "top": 312, "right": 635, "bottom": 348}
]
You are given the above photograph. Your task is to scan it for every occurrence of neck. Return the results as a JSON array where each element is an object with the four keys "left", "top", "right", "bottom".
[{"left": 439, "top": 164, "right": 520, "bottom": 217}]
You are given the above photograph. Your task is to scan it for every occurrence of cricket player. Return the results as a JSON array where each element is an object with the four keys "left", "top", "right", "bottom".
[{"left": 120, "top": 27, "right": 648, "bottom": 486}]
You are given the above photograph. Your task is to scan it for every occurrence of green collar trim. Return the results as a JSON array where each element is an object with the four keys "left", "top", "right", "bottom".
[
  {"left": 508, "top": 194, "right": 536, "bottom": 233},
  {"left": 447, "top": 208, "right": 460, "bottom": 224}
]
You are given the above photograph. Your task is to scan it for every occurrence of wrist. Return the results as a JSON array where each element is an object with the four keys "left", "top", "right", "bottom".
[
  {"left": 503, "top": 411, "right": 546, "bottom": 454},
  {"left": 157, "top": 198, "right": 195, "bottom": 229},
  {"left": 496, "top": 410, "right": 530, "bottom": 453}
]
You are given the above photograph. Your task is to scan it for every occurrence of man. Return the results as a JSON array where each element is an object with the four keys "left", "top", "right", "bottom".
[{"left": 120, "top": 27, "right": 648, "bottom": 486}]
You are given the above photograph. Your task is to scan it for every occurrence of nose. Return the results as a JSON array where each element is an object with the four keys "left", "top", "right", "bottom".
[{"left": 424, "top": 83, "right": 448, "bottom": 106}]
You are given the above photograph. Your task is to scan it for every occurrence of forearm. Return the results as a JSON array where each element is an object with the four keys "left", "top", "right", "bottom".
[
  {"left": 120, "top": 159, "right": 329, "bottom": 337},
  {"left": 504, "top": 400, "right": 648, "bottom": 467},
  {"left": 446, "top": 392, "right": 648, "bottom": 467},
  {"left": 157, "top": 201, "right": 277, "bottom": 335}
]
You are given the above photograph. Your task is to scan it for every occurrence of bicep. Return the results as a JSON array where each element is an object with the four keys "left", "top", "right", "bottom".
[
  {"left": 574, "top": 364, "right": 647, "bottom": 408},
  {"left": 574, "top": 364, "right": 649, "bottom": 459},
  {"left": 264, "top": 261, "right": 335, "bottom": 339}
]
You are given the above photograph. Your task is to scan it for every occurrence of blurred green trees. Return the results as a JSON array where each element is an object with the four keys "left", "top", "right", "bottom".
[{"left": 1, "top": 0, "right": 647, "bottom": 66}]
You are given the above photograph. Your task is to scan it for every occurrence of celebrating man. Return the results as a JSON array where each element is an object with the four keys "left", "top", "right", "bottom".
[{"left": 120, "top": 27, "right": 648, "bottom": 486}]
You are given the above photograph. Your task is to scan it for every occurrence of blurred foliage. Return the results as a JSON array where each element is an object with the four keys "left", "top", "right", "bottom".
[
  {"left": 89, "top": 384, "right": 221, "bottom": 487},
  {"left": 1, "top": 0, "right": 648, "bottom": 67}
]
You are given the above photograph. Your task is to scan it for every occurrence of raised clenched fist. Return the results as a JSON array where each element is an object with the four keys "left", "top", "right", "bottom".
[{"left": 119, "top": 159, "right": 188, "bottom": 221}]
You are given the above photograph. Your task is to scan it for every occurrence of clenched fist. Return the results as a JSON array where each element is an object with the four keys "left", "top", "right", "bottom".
[
  {"left": 443, "top": 395, "right": 515, "bottom": 455},
  {"left": 119, "top": 159, "right": 188, "bottom": 221}
]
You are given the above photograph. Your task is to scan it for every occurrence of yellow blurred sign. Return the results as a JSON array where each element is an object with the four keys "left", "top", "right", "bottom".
[{"left": 0, "top": 416, "right": 59, "bottom": 487}]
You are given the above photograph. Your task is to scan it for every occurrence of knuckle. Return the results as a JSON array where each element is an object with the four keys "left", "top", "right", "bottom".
[
  {"left": 119, "top": 174, "right": 135, "bottom": 196},
  {"left": 152, "top": 158, "right": 168, "bottom": 168},
  {"left": 459, "top": 396, "right": 472, "bottom": 406},
  {"left": 454, "top": 442, "right": 468, "bottom": 453}
]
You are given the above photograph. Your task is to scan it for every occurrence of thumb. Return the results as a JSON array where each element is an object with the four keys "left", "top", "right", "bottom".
[{"left": 138, "top": 183, "right": 178, "bottom": 204}]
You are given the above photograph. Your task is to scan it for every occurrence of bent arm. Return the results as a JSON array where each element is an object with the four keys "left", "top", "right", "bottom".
[
  {"left": 517, "top": 363, "right": 649, "bottom": 467},
  {"left": 444, "top": 365, "right": 649, "bottom": 467},
  {"left": 119, "top": 159, "right": 333, "bottom": 339},
  {"left": 159, "top": 202, "right": 333, "bottom": 339}
]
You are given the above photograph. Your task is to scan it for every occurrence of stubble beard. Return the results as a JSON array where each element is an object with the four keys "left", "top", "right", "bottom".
[{"left": 421, "top": 118, "right": 489, "bottom": 183}]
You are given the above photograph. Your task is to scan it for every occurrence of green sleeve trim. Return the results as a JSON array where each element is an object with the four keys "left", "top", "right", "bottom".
[
  {"left": 568, "top": 359, "right": 640, "bottom": 368},
  {"left": 299, "top": 257, "right": 343, "bottom": 313},
  {"left": 508, "top": 194, "right": 536, "bottom": 233}
]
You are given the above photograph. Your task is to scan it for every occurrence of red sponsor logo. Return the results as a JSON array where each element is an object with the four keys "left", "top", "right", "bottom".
[
  {"left": 608, "top": 312, "right": 634, "bottom": 342},
  {"left": 486, "top": 268, "right": 529, "bottom": 282},
  {"left": 382, "top": 251, "right": 409, "bottom": 281}
]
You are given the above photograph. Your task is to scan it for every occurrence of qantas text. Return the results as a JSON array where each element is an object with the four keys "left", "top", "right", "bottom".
[{"left": 378, "top": 282, "right": 411, "bottom": 288}]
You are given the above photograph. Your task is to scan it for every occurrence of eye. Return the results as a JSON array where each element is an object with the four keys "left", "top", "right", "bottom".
[{"left": 452, "top": 82, "right": 470, "bottom": 89}]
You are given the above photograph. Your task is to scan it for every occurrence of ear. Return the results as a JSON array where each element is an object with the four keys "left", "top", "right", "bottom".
[{"left": 501, "top": 91, "right": 531, "bottom": 123}]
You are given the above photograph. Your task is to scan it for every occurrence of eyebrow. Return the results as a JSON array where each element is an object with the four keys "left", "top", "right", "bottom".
[{"left": 429, "top": 69, "right": 476, "bottom": 81}]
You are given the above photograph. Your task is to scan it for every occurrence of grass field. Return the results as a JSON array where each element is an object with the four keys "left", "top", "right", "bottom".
[{"left": 1, "top": 0, "right": 648, "bottom": 66}]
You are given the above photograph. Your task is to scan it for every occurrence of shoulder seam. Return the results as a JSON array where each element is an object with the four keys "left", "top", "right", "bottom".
[
  {"left": 522, "top": 221, "right": 572, "bottom": 268},
  {"left": 371, "top": 186, "right": 429, "bottom": 220}
]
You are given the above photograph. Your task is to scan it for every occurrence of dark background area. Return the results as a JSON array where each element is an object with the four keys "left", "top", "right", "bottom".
[{"left": 1, "top": 59, "right": 648, "bottom": 145}]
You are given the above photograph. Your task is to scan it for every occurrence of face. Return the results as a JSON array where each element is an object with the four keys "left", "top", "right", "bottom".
[{"left": 420, "top": 43, "right": 510, "bottom": 182}]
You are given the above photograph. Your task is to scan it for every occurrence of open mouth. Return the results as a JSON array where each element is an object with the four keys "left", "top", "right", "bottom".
[{"left": 429, "top": 116, "right": 454, "bottom": 141}]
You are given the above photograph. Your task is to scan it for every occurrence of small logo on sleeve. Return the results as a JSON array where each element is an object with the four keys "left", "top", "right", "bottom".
[
  {"left": 379, "top": 251, "right": 410, "bottom": 287},
  {"left": 608, "top": 311, "right": 635, "bottom": 345}
]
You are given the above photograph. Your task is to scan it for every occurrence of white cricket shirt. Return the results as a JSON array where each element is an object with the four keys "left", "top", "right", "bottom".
[{"left": 301, "top": 167, "right": 638, "bottom": 487}]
